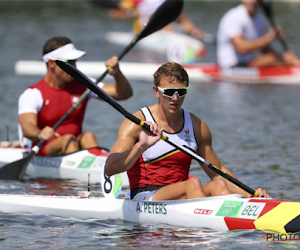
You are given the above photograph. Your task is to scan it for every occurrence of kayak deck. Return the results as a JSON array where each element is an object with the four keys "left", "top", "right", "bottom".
[
  {"left": 0, "top": 146, "right": 130, "bottom": 187},
  {"left": 0, "top": 193, "right": 299, "bottom": 234}
]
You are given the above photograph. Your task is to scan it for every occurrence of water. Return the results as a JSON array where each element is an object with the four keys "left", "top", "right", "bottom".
[{"left": 1, "top": 0, "right": 300, "bottom": 248}]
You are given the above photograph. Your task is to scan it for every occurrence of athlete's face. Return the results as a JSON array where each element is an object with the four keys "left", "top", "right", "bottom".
[
  {"left": 242, "top": 0, "right": 259, "bottom": 16},
  {"left": 51, "top": 60, "right": 76, "bottom": 86},
  {"left": 154, "top": 75, "right": 188, "bottom": 114}
]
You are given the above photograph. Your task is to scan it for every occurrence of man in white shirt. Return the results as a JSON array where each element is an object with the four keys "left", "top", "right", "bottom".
[{"left": 217, "top": 0, "right": 300, "bottom": 68}]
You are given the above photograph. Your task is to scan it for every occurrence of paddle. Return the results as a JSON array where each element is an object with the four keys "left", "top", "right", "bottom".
[
  {"left": 56, "top": 60, "right": 259, "bottom": 198},
  {"left": 0, "top": 0, "right": 183, "bottom": 181},
  {"left": 259, "top": 0, "right": 289, "bottom": 51}
]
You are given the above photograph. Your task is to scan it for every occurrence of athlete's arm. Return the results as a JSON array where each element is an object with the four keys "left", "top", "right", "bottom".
[
  {"left": 231, "top": 28, "right": 277, "bottom": 54},
  {"left": 101, "top": 56, "right": 133, "bottom": 100},
  {"left": 18, "top": 88, "right": 58, "bottom": 142},
  {"left": 191, "top": 114, "right": 250, "bottom": 197},
  {"left": 105, "top": 110, "right": 162, "bottom": 176},
  {"left": 175, "top": 12, "right": 206, "bottom": 41},
  {"left": 192, "top": 114, "right": 270, "bottom": 198}
]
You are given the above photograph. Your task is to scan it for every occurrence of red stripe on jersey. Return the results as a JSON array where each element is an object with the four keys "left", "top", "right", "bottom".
[{"left": 128, "top": 150, "right": 192, "bottom": 190}]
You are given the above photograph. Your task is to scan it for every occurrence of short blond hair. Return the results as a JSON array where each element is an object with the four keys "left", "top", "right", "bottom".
[{"left": 154, "top": 62, "right": 189, "bottom": 87}]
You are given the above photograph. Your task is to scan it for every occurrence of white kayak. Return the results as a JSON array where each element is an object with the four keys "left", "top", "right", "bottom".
[
  {"left": 0, "top": 145, "right": 129, "bottom": 186},
  {"left": 15, "top": 61, "right": 300, "bottom": 85},
  {"left": 0, "top": 193, "right": 299, "bottom": 234},
  {"left": 105, "top": 30, "right": 207, "bottom": 64}
]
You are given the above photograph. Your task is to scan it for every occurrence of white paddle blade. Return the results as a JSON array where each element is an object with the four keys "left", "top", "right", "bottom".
[{"left": 101, "top": 171, "right": 122, "bottom": 199}]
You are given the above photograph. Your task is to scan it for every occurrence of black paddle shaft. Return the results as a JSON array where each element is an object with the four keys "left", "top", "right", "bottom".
[{"left": 259, "top": 0, "right": 289, "bottom": 51}]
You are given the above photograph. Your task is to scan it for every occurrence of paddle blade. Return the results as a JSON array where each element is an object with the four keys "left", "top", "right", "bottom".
[
  {"left": 137, "top": 0, "right": 184, "bottom": 41},
  {"left": 0, "top": 151, "right": 35, "bottom": 180}
]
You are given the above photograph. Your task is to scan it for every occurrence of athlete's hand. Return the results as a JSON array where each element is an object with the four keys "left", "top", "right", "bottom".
[
  {"left": 267, "top": 25, "right": 284, "bottom": 42},
  {"left": 139, "top": 121, "right": 163, "bottom": 150},
  {"left": 37, "top": 126, "right": 60, "bottom": 141},
  {"left": 105, "top": 56, "right": 120, "bottom": 75},
  {"left": 253, "top": 187, "right": 271, "bottom": 198}
]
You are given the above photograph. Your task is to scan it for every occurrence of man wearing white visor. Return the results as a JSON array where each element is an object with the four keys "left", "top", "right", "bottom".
[{"left": 18, "top": 36, "right": 133, "bottom": 156}]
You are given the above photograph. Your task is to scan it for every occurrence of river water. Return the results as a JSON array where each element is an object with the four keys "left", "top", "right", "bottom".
[{"left": 1, "top": 0, "right": 300, "bottom": 249}]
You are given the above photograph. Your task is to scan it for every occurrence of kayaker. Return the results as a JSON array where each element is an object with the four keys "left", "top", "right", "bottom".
[
  {"left": 104, "top": 62, "right": 270, "bottom": 201},
  {"left": 107, "top": 0, "right": 215, "bottom": 64},
  {"left": 18, "top": 36, "right": 133, "bottom": 156},
  {"left": 217, "top": 0, "right": 300, "bottom": 68}
]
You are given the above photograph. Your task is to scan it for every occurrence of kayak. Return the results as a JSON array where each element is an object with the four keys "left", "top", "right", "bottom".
[
  {"left": 0, "top": 145, "right": 130, "bottom": 186},
  {"left": 15, "top": 61, "right": 300, "bottom": 85},
  {"left": 188, "top": 64, "right": 300, "bottom": 85},
  {"left": 105, "top": 30, "right": 207, "bottom": 63},
  {"left": 0, "top": 193, "right": 299, "bottom": 234}
]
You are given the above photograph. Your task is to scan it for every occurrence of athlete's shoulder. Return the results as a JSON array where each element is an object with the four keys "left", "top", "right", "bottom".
[
  {"left": 28, "top": 78, "right": 46, "bottom": 90},
  {"left": 189, "top": 111, "right": 210, "bottom": 131},
  {"left": 221, "top": 4, "right": 244, "bottom": 22},
  {"left": 189, "top": 111, "right": 201, "bottom": 123}
]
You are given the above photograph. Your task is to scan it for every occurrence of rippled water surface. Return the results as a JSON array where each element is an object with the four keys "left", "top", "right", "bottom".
[{"left": 1, "top": 0, "right": 300, "bottom": 249}]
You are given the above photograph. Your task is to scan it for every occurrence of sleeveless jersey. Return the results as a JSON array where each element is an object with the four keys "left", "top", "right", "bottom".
[{"left": 127, "top": 107, "right": 198, "bottom": 190}]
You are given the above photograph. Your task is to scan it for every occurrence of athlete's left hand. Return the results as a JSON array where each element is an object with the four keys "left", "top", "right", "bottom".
[{"left": 105, "top": 56, "right": 120, "bottom": 75}]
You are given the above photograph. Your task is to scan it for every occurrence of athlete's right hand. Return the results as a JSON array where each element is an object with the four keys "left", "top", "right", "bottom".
[
  {"left": 267, "top": 25, "right": 284, "bottom": 41},
  {"left": 37, "top": 126, "right": 60, "bottom": 141},
  {"left": 139, "top": 121, "right": 163, "bottom": 150}
]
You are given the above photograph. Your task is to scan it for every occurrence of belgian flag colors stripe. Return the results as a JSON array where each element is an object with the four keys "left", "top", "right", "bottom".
[{"left": 254, "top": 202, "right": 300, "bottom": 233}]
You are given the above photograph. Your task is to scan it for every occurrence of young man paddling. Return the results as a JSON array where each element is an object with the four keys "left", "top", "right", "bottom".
[
  {"left": 217, "top": 0, "right": 300, "bottom": 68},
  {"left": 104, "top": 62, "right": 270, "bottom": 201},
  {"left": 18, "top": 36, "right": 133, "bottom": 156}
]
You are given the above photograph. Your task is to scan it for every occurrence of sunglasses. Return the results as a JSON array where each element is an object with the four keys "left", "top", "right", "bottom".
[
  {"left": 157, "top": 86, "right": 189, "bottom": 98},
  {"left": 64, "top": 59, "right": 77, "bottom": 65}
]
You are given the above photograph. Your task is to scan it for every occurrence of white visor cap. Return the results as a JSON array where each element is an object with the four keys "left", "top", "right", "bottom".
[{"left": 42, "top": 43, "right": 86, "bottom": 63}]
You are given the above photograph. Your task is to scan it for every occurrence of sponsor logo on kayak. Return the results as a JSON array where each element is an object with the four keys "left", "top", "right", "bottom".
[
  {"left": 194, "top": 209, "right": 213, "bottom": 215},
  {"left": 221, "top": 67, "right": 258, "bottom": 76},
  {"left": 64, "top": 160, "right": 76, "bottom": 166},
  {"left": 128, "top": 202, "right": 176, "bottom": 216},
  {"left": 216, "top": 200, "right": 243, "bottom": 217},
  {"left": 77, "top": 156, "right": 95, "bottom": 169},
  {"left": 31, "top": 156, "right": 62, "bottom": 168},
  {"left": 91, "top": 156, "right": 107, "bottom": 169}
]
